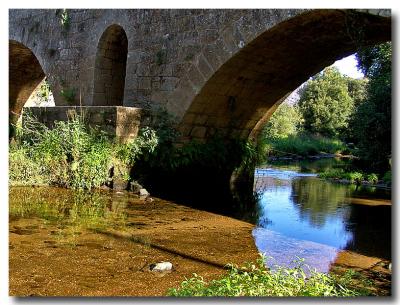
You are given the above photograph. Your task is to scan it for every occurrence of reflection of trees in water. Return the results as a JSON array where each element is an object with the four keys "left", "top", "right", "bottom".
[{"left": 290, "top": 178, "right": 350, "bottom": 228}]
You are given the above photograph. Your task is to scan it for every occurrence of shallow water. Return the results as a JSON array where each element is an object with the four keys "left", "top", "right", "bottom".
[
  {"left": 9, "top": 159, "right": 392, "bottom": 295},
  {"left": 253, "top": 165, "right": 391, "bottom": 277},
  {"left": 9, "top": 187, "right": 259, "bottom": 296}
]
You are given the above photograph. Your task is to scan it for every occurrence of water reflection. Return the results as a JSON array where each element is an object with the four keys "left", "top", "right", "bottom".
[
  {"left": 9, "top": 187, "right": 127, "bottom": 230},
  {"left": 253, "top": 166, "right": 391, "bottom": 272}
]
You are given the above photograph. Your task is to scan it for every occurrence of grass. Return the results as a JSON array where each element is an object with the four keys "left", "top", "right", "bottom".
[
  {"left": 9, "top": 111, "right": 158, "bottom": 190},
  {"left": 318, "top": 168, "right": 384, "bottom": 185},
  {"left": 263, "top": 133, "right": 347, "bottom": 158},
  {"left": 168, "top": 256, "right": 372, "bottom": 297}
]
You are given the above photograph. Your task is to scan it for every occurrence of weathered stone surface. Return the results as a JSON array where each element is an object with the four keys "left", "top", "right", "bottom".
[{"left": 10, "top": 9, "right": 391, "bottom": 142}]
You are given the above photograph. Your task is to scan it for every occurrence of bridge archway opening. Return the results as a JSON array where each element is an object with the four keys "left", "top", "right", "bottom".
[
  {"left": 9, "top": 40, "right": 46, "bottom": 114},
  {"left": 9, "top": 40, "right": 48, "bottom": 133},
  {"left": 93, "top": 24, "right": 128, "bottom": 106},
  {"left": 176, "top": 10, "right": 390, "bottom": 142}
]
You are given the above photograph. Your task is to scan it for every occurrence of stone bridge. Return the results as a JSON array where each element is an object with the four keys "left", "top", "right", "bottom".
[{"left": 9, "top": 9, "right": 391, "bottom": 142}]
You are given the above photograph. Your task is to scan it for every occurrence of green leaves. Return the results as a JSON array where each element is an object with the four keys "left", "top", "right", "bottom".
[
  {"left": 9, "top": 112, "right": 160, "bottom": 190},
  {"left": 262, "top": 103, "right": 303, "bottom": 140},
  {"left": 168, "top": 255, "right": 369, "bottom": 297},
  {"left": 298, "top": 67, "right": 355, "bottom": 138},
  {"left": 352, "top": 42, "right": 391, "bottom": 171}
]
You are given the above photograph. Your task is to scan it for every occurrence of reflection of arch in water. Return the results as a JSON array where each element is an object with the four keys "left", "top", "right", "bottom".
[
  {"left": 9, "top": 40, "right": 46, "bottom": 124},
  {"left": 93, "top": 24, "right": 128, "bottom": 106}
]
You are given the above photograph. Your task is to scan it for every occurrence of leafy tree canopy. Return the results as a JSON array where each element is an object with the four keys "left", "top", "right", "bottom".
[
  {"left": 298, "top": 67, "right": 355, "bottom": 138},
  {"left": 352, "top": 42, "right": 391, "bottom": 170}
]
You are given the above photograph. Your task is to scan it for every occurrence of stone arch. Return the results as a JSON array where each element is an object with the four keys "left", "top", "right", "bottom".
[
  {"left": 172, "top": 9, "right": 390, "bottom": 141},
  {"left": 93, "top": 24, "right": 128, "bottom": 106},
  {"left": 9, "top": 39, "right": 46, "bottom": 128}
]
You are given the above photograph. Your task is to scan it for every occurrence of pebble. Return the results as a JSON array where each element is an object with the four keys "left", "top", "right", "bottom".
[{"left": 149, "top": 262, "right": 173, "bottom": 272}]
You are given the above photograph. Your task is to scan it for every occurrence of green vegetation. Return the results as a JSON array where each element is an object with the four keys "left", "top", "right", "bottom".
[
  {"left": 318, "top": 168, "right": 384, "bottom": 185},
  {"left": 262, "top": 103, "right": 303, "bottom": 140},
  {"left": 60, "top": 87, "right": 76, "bottom": 103},
  {"left": 262, "top": 42, "right": 391, "bottom": 177},
  {"left": 351, "top": 42, "right": 391, "bottom": 171},
  {"left": 60, "top": 9, "right": 70, "bottom": 30},
  {"left": 298, "top": 67, "right": 355, "bottom": 138},
  {"left": 168, "top": 256, "right": 371, "bottom": 297},
  {"left": 264, "top": 133, "right": 346, "bottom": 158},
  {"left": 9, "top": 187, "right": 127, "bottom": 247},
  {"left": 9, "top": 111, "right": 158, "bottom": 189}
]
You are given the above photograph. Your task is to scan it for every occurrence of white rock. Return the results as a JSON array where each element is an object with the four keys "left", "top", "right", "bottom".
[
  {"left": 139, "top": 188, "right": 149, "bottom": 196},
  {"left": 149, "top": 261, "right": 173, "bottom": 272}
]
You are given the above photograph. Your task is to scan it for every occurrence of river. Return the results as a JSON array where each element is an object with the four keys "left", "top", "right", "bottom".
[
  {"left": 9, "top": 159, "right": 391, "bottom": 296},
  {"left": 253, "top": 159, "right": 391, "bottom": 295}
]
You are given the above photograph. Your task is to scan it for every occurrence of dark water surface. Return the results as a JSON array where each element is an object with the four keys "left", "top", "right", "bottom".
[{"left": 253, "top": 163, "right": 391, "bottom": 273}]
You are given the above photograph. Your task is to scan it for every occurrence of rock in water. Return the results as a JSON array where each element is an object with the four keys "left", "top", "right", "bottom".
[
  {"left": 149, "top": 262, "right": 173, "bottom": 272},
  {"left": 139, "top": 188, "right": 149, "bottom": 197}
]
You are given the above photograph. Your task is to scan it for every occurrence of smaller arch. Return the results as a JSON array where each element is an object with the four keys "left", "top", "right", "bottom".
[
  {"left": 93, "top": 24, "right": 128, "bottom": 106},
  {"left": 9, "top": 40, "right": 46, "bottom": 137},
  {"left": 9, "top": 40, "right": 45, "bottom": 115}
]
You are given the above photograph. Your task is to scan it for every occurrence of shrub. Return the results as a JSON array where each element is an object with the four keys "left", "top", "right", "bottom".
[
  {"left": 366, "top": 173, "right": 379, "bottom": 184},
  {"left": 318, "top": 168, "right": 345, "bottom": 180},
  {"left": 168, "top": 257, "right": 369, "bottom": 297},
  {"left": 9, "top": 145, "right": 50, "bottom": 186},
  {"left": 345, "top": 172, "right": 364, "bottom": 184},
  {"left": 9, "top": 111, "right": 159, "bottom": 190}
]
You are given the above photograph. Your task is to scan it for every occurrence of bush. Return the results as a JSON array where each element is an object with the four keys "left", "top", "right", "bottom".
[
  {"left": 9, "top": 145, "right": 50, "bottom": 186},
  {"left": 345, "top": 172, "right": 364, "bottom": 184},
  {"left": 9, "top": 111, "right": 159, "bottom": 189},
  {"left": 366, "top": 173, "right": 379, "bottom": 184},
  {"left": 168, "top": 257, "right": 369, "bottom": 297},
  {"left": 318, "top": 168, "right": 345, "bottom": 180}
]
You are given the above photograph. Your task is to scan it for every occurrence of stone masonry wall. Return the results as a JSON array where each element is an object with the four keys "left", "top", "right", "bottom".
[{"left": 10, "top": 9, "right": 390, "bottom": 141}]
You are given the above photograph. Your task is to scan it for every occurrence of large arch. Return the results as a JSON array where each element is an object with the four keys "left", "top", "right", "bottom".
[
  {"left": 9, "top": 40, "right": 46, "bottom": 129},
  {"left": 174, "top": 10, "right": 391, "bottom": 141},
  {"left": 93, "top": 24, "right": 128, "bottom": 106}
]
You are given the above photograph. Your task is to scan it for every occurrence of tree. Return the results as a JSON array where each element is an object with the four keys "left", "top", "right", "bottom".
[
  {"left": 298, "top": 67, "right": 355, "bottom": 138},
  {"left": 352, "top": 42, "right": 391, "bottom": 171},
  {"left": 346, "top": 77, "right": 368, "bottom": 106},
  {"left": 262, "top": 102, "right": 303, "bottom": 140}
]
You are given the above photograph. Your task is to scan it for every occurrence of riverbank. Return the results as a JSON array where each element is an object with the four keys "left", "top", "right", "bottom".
[{"left": 9, "top": 187, "right": 259, "bottom": 296}]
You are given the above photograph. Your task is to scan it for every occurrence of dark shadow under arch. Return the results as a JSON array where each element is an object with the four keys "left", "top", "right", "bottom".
[
  {"left": 9, "top": 40, "right": 46, "bottom": 138},
  {"left": 9, "top": 40, "right": 45, "bottom": 119},
  {"left": 93, "top": 24, "right": 128, "bottom": 106}
]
